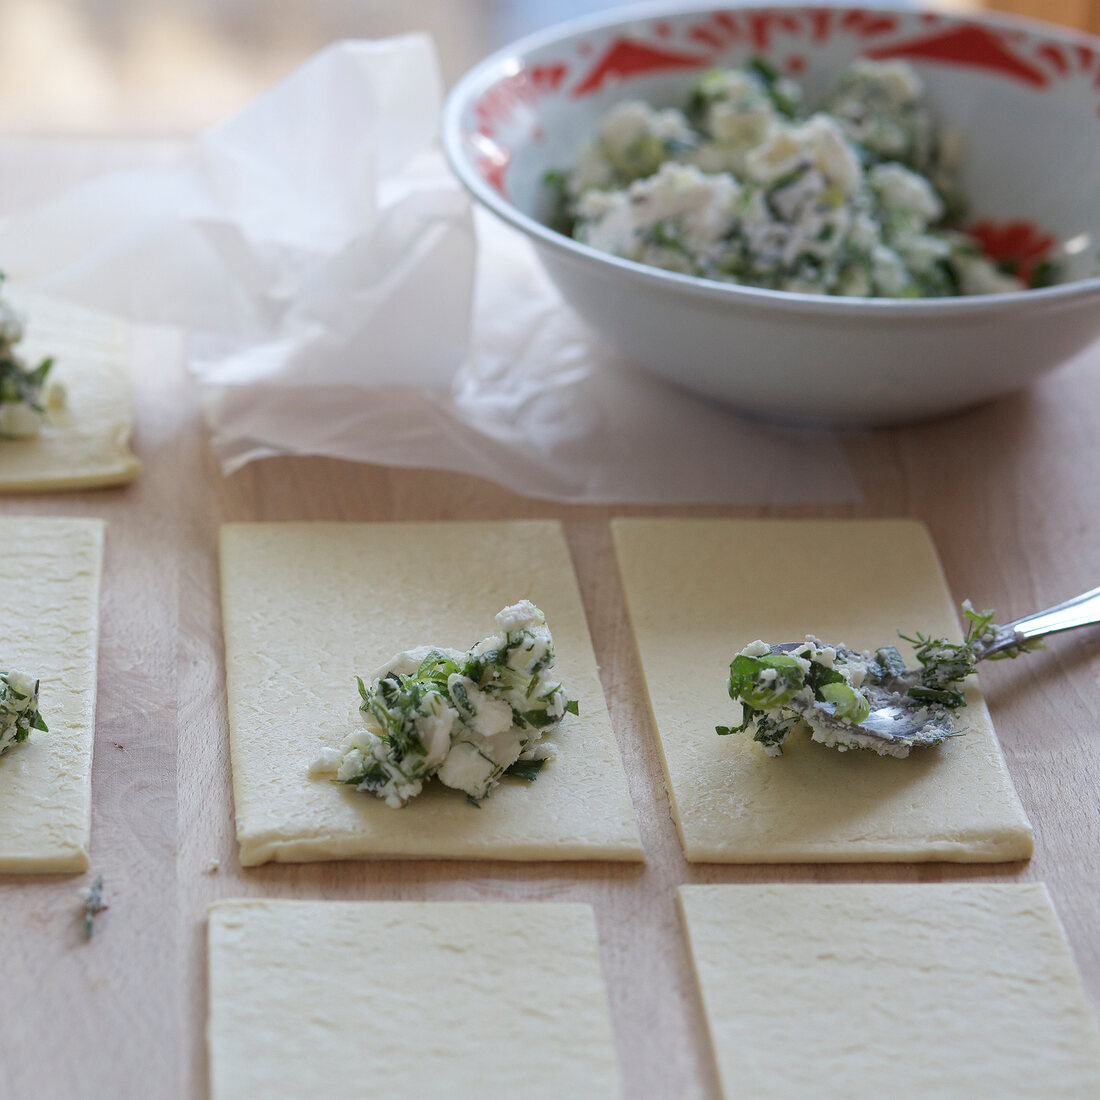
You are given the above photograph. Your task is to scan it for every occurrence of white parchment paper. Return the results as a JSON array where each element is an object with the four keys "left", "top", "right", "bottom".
[{"left": 0, "top": 36, "right": 857, "bottom": 504}]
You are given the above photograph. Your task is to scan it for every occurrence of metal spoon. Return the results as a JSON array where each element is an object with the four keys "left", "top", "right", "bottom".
[{"left": 771, "top": 585, "right": 1100, "bottom": 754}]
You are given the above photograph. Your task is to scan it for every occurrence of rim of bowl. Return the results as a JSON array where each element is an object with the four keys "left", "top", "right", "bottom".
[{"left": 442, "top": 1, "right": 1100, "bottom": 317}]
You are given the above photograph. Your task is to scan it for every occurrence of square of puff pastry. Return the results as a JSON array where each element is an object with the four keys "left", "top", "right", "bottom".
[
  {"left": 0, "top": 292, "right": 140, "bottom": 492},
  {"left": 220, "top": 521, "right": 642, "bottom": 865},
  {"left": 0, "top": 516, "right": 104, "bottom": 871},
  {"left": 679, "top": 883, "right": 1100, "bottom": 1098},
  {"left": 612, "top": 518, "right": 1033, "bottom": 862},
  {"left": 207, "top": 899, "right": 621, "bottom": 1099}
]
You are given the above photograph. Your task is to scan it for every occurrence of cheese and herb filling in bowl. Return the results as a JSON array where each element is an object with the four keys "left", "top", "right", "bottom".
[{"left": 550, "top": 59, "right": 1043, "bottom": 298}]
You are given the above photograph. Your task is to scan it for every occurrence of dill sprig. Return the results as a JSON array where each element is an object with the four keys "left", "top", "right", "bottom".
[{"left": 80, "top": 875, "right": 108, "bottom": 939}]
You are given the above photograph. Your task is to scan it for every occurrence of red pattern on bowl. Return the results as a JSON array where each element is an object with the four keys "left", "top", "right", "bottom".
[
  {"left": 969, "top": 220, "right": 1056, "bottom": 286},
  {"left": 469, "top": 6, "right": 1100, "bottom": 194},
  {"left": 444, "top": 6, "right": 1100, "bottom": 425}
]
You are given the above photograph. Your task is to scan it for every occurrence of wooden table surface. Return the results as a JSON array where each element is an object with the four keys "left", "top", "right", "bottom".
[
  {"left": 1, "top": 100, "right": 1099, "bottom": 1100},
  {"left": 0, "top": 267, "right": 1096, "bottom": 1100}
]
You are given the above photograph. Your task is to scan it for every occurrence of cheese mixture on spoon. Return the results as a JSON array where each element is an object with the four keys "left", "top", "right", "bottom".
[
  {"left": 719, "top": 603, "right": 1039, "bottom": 757},
  {"left": 310, "top": 601, "right": 577, "bottom": 806},
  {"left": 553, "top": 59, "right": 1042, "bottom": 297}
]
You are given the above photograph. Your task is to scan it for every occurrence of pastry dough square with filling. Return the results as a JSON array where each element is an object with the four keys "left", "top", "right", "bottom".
[
  {"left": 612, "top": 518, "right": 1033, "bottom": 862},
  {"left": 0, "top": 516, "right": 104, "bottom": 871},
  {"left": 220, "top": 520, "right": 642, "bottom": 865},
  {"left": 207, "top": 899, "right": 621, "bottom": 1100},
  {"left": 0, "top": 291, "right": 140, "bottom": 492},
  {"left": 679, "top": 883, "right": 1100, "bottom": 1098}
]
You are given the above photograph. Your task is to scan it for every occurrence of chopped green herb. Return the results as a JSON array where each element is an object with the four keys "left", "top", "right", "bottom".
[
  {"left": 543, "top": 169, "right": 576, "bottom": 235},
  {"left": 641, "top": 219, "right": 694, "bottom": 261},
  {"left": 747, "top": 58, "right": 801, "bottom": 119},
  {"left": 1029, "top": 260, "right": 1057, "bottom": 289},
  {"left": 504, "top": 757, "right": 548, "bottom": 781},
  {"left": 79, "top": 875, "right": 108, "bottom": 939},
  {"left": 748, "top": 57, "right": 781, "bottom": 85},
  {"left": 543, "top": 169, "right": 569, "bottom": 197}
]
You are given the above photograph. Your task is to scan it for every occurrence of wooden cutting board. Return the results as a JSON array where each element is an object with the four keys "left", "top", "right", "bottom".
[{"left": 1, "top": 275, "right": 1098, "bottom": 1100}]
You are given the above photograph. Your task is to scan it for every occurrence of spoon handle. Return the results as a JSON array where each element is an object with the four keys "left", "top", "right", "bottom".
[{"left": 981, "top": 585, "right": 1100, "bottom": 657}]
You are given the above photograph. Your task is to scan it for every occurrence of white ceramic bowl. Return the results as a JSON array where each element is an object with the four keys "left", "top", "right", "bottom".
[{"left": 443, "top": 4, "right": 1100, "bottom": 425}]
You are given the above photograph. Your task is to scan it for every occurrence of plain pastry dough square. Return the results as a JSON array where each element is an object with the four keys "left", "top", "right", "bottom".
[
  {"left": 220, "top": 520, "right": 642, "bottom": 865},
  {"left": 0, "top": 290, "right": 140, "bottom": 492},
  {"left": 207, "top": 899, "right": 621, "bottom": 1100},
  {"left": 0, "top": 516, "right": 104, "bottom": 871},
  {"left": 612, "top": 518, "right": 1033, "bottom": 862},
  {"left": 679, "top": 883, "right": 1100, "bottom": 1098}
]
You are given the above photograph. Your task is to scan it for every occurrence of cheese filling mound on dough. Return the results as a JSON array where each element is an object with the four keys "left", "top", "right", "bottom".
[
  {"left": 0, "top": 670, "right": 47, "bottom": 755},
  {"left": 310, "top": 601, "right": 577, "bottom": 806},
  {"left": 0, "top": 294, "right": 61, "bottom": 439},
  {"left": 553, "top": 59, "right": 1041, "bottom": 297}
]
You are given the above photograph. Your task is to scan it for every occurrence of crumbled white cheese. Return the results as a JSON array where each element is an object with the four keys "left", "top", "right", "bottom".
[
  {"left": 309, "top": 745, "right": 344, "bottom": 774},
  {"left": 577, "top": 162, "right": 740, "bottom": 273},
  {"left": 841, "top": 58, "right": 923, "bottom": 107},
  {"left": 568, "top": 100, "right": 694, "bottom": 196},
  {"left": 600, "top": 100, "right": 692, "bottom": 153},
  {"left": 871, "top": 244, "right": 912, "bottom": 297},
  {"left": 867, "top": 162, "right": 943, "bottom": 222},
  {"left": 436, "top": 741, "right": 497, "bottom": 795},
  {"left": 746, "top": 114, "right": 861, "bottom": 195},
  {"left": 957, "top": 256, "right": 1026, "bottom": 296},
  {"left": 706, "top": 99, "right": 776, "bottom": 157}
]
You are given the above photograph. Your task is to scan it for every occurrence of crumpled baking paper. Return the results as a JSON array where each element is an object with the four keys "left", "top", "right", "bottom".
[{"left": 0, "top": 35, "right": 857, "bottom": 504}]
